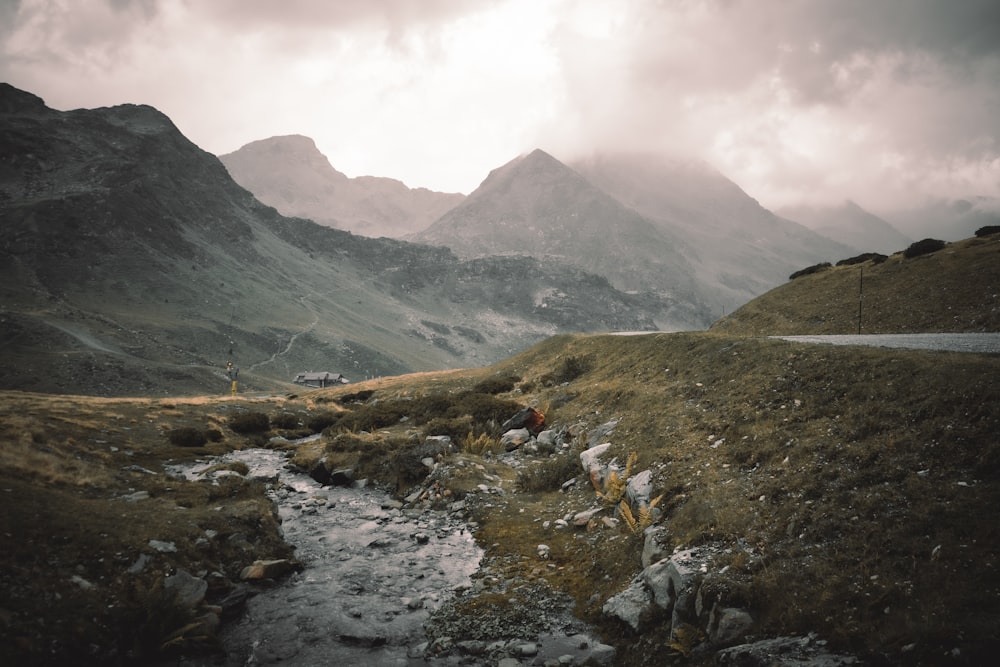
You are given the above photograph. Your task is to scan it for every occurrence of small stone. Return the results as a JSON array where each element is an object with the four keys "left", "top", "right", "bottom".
[
  {"left": 148, "top": 539, "right": 177, "bottom": 553},
  {"left": 239, "top": 559, "right": 300, "bottom": 580}
]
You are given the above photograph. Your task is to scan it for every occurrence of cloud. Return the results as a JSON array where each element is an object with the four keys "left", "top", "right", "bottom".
[
  {"left": 539, "top": 0, "right": 1000, "bottom": 208},
  {"left": 1, "top": 0, "right": 997, "bottom": 209}
]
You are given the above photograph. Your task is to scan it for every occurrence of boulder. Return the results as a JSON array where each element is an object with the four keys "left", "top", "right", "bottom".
[
  {"left": 164, "top": 569, "right": 207, "bottom": 609},
  {"left": 308, "top": 457, "right": 333, "bottom": 485},
  {"left": 239, "top": 559, "right": 301, "bottom": 581},
  {"left": 500, "top": 406, "right": 546, "bottom": 435},
  {"left": 500, "top": 428, "right": 531, "bottom": 451},
  {"left": 586, "top": 420, "right": 618, "bottom": 448},
  {"left": 580, "top": 442, "right": 612, "bottom": 474},
  {"left": 641, "top": 525, "right": 670, "bottom": 569},
  {"left": 328, "top": 468, "right": 356, "bottom": 487},
  {"left": 716, "top": 634, "right": 859, "bottom": 666},
  {"left": 709, "top": 607, "right": 754, "bottom": 646},
  {"left": 626, "top": 469, "right": 653, "bottom": 507},
  {"left": 602, "top": 578, "right": 654, "bottom": 632}
]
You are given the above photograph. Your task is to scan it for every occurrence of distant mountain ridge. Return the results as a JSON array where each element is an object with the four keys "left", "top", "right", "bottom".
[
  {"left": 570, "top": 152, "right": 855, "bottom": 314},
  {"left": 0, "top": 83, "right": 664, "bottom": 396},
  {"left": 411, "top": 149, "right": 709, "bottom": 328},
  {"left": 219, "top": 135, "right": 464, "bottom": 238},
  {"left": 777, "top": 200, "right": 911, "bottom": 255},
  {"left": 409, "top": 149, "right": 853, "bottom": 325}
]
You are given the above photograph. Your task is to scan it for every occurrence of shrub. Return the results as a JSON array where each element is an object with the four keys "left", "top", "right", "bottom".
[
  {"left": 422, "top": 416, "right": 475, "bottom": 441},
  {"left": 205, "top": 428, "right": 223, "bottom": 442},
  {"left": 447, "top": 393, "right": 523, "bottom": 431},
  {"left": 541, "top": 354, "right": 594, "bottom": 386},
  {"left": 517, "top": 453, "right": 581, "bottom": 493},
  {"left": 307, "top": 411, "right": 341, "bottom": 433},
  {"left": 167, "top": 426, "right": 207, "bottom": 447},
  {"left": 975, "top": 225, "right": 1000, "bottom": 237},
  {"left": 836, "top": 253, "right": 888, "bottom": 266},
  {"left": 903, "top": 238, "right": 946, "bottom": 258},
  {"left": 337, "top": 389, "right": 375, "bottom": 404},
  {"left": 789, "top": 262, "right": 832, "bottom": 280},
  {"left": 471, "top": 375, "right": 520, "bottom": 395},
  {"left": 270, "top": 412, "right": 301, "bottom": 429},
  {"left": 229, "top": 411, "right": 270, "bottom": 434}
]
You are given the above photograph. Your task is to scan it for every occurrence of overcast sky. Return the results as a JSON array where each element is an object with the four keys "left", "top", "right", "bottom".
[{"left": 2, "top": 0, "right": 998, "bottom": 211}]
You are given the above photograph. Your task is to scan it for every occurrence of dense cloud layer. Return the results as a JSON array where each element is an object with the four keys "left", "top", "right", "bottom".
[{"left": 2, "top": 0, "right": 997, "bottom": 210}]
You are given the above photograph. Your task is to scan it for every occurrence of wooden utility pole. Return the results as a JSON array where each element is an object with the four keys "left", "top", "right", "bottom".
[{"left": 857, "top": 266, "right": 863, "bottom": 335}]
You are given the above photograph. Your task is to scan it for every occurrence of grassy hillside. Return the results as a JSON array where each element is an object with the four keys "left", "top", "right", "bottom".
[
  {"left": 3, "top": 331, "right": 997, "bottom": 665},
  {"left": 711, "top": 235, "right": 1000, "bottom": 335}
]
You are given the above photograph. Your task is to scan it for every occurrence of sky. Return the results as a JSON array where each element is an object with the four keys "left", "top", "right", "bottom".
[{"left": 2, "top": 0, "right": 999, "bottom": 211}]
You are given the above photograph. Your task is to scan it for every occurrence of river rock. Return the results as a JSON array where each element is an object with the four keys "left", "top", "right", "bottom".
[
  {"left": 716, "top": 634, "right": 859, "bottom": 666},
  {"left": 239, "top": 558, "right": 301, "bottom": 581},
  {"left": 709, "top": 607, "right": 754, "bottom": 645},
  {"left": 602, "top": 580, "right": 654, "bottom": 632},
  {"left": 164, "top": 569, "right": 207, "bottom": 609},
  {"left": 328, "top": 468, "right": 356, "bottom": 487},
  {"left": 308, "top": 457, "right": 333, "bottom": 485}
]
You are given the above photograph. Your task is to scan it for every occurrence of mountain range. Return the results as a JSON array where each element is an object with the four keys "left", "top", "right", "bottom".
[
  {"left": 225, "top": 137, "right": 856, "bottom": 324},
  {"left": 777, "top": 200, "right": 913, "bottom": 255},
  {"left": 0, "top": 83, "right": 663, "bottom": 396},
  {"left": 219, "top": 135, "right": 464, "bottom": 238}
]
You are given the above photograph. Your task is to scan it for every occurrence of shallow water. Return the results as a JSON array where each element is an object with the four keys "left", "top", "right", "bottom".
[{"left": 167, "top": 448, "right": 482, "bottom": 666}]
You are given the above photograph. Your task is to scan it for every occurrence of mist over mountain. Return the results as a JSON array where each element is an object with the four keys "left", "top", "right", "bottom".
[
  {"left": 777, "top": 200, "right": 912, "bottom": 255},
  {"left": 569, "top": 152, "right": 854, "bottom": 314},
  {"left": 219, "top": 135, "right": 464, "bottom": 238},
  {"left": 0, "top": 83, "right": 661, "bottom": 396},
  {"left": 878, "top": 196, "right": 1000, "bottom": 242},
  {"left": 410, "top": 149, "right": 709, "bottom": 328}
]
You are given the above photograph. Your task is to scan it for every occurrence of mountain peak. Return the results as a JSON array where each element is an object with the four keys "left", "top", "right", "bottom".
[{"left": 0, "top": 82, "right": 49, "bottom": 115}]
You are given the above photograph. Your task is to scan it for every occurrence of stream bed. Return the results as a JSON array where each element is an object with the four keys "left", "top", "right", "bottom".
[{"left": 167, "top": 447, "right": 482, "bottom": 666}]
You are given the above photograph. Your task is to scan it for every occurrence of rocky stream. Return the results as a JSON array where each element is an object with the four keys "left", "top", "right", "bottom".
[{"left": 163, "top": 442, "right": 614, "bottom": 667}]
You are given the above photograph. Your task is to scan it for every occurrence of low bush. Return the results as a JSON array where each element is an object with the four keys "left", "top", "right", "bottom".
[
  {"left": 903, "top": 238, "right": 946, "bottom": 258},
  {"left": 422, "top": 416, "right": 475, "bottom": 441},
  {"left": 167, "top": 427, "right": 207, "bottom": 447},
  {"left": 836, "top": 252, "right": 888, "bottom": 266},
  {"left": 337, "top": 389, "right": 375, "bottom": 404},
  {"left": 517, "top": 452, "right": 581, "bottom": 493},
  {"left": 472, "top": 375, "right": 521, "bottom": 395},
  {"left": 307, "top": 411, "right": 341, "bottom": 433},
  {"left": 975, "top": 225, "right": 1000, "bottom": 237},
  {"left": 541, "top": 354, "right": 594, "bottom": 386},
  {"left": 270, "top": 412, "right": 301, "bottom": 429},
  {"left": 229, "top": 411, "right": 270, "bottom": 434},
  {"left": 789, "top": 262, "right": 832, "bottom": 280}
]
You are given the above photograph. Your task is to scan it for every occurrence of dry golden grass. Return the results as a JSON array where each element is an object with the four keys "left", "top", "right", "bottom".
[
  {"left": 712, "top": 235, "right": 1000, "bottom": 335},
  {"left": 3, "top": 284, "right": 999, "bottom": 666},
  {"left": 310, "top": 329, "right": 1000, "bottom": 665}
]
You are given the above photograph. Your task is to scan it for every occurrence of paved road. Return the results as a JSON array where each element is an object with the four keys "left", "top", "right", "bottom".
[{"left": 771, "top": 333, "right": 1000, "bottom": 354}]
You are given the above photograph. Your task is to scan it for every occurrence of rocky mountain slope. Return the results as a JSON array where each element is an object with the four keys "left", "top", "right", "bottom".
[
  {"left": 219, "top": 135, "right": 464, "bottom": 238},
  {"left": 0, "top": 84, "right": 662, "bottom": 396},
  {"left": 411, "top": 149, "right": 713, "bottom": 329},
  {"left": 778, "top": 199, "right": 912, "bottom": 255},
  {"left": 569, "top": 152, "right": 855, "bottom": 315}
]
